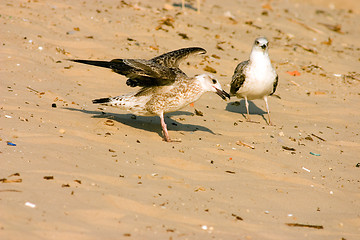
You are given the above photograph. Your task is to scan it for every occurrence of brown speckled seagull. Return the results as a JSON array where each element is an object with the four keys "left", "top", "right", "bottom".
[{"left": 70, "top": 47, "right": 230, "bottom": 142}]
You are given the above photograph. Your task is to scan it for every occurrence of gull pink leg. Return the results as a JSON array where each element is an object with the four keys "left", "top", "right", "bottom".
[
  {"left": 244, "top": 96, "right": 251, "bottom": 121},
  {"left": 244, "top": 96, "right": 260, "bottom": 124},
  {"left": 160, "top": 112, "right": 181, "bottom": 142},
  {"left": 264, "top": 96, "right": 273, "bottom": 125},
  {"left": 160, "top": 112, "right": 171, "bottom": 142}
]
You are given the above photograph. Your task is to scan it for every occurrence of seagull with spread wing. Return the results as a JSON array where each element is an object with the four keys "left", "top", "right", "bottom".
[{"left": 70, "top": 47, "right": 230, "bottom": 142}]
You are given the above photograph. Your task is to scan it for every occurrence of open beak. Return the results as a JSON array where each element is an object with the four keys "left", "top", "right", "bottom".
[{"left": 215, "top": 87, "right": 231, "bottom": 100}]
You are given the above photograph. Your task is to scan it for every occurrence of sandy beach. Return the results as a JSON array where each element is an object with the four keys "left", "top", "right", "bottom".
[{"left": 1, "top": 0, "right": 360, "bottom": 239}]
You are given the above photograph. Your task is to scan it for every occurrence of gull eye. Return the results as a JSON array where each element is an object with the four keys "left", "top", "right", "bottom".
[
  {"left": 212, "top": 79, "right": 217, "bottom": 84},
  {"left": 255, "top": 40, "right": 259, "bottom": 45}
]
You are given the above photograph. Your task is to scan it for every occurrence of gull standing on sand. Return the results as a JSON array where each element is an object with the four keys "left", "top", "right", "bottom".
[
  {"left": 230, "top": 37, "right": 278, "bottom": 125},
  {"left": 70, "top": 47, "right": 230, "bottom": 142}
]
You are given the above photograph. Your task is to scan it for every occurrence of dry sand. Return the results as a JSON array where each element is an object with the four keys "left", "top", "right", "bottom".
[{"left": 1, "top": 0, "right": 360, "bottom": 239}]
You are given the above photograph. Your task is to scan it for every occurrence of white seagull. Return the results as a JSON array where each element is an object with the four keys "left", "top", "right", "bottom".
[
  {"left": 230, "top": 37, "right": 278, "bottom": 125},
  {"left": 70, "top": 47, "right": 230, "bottom": 142}
]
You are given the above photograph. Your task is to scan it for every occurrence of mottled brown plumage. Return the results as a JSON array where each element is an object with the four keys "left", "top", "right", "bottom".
[{"left": 70, "top": 47, "right": 229, "bottom": 142}]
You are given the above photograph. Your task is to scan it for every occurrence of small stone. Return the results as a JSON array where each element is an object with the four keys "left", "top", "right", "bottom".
[
  {"left": 195, "top": 109, "right": 203, "bottom": 116},
  {"left": 203, "top": 65, "right": 217, "bottom": 73}
]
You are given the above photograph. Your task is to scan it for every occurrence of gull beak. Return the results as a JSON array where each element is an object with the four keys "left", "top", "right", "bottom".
[
  {"left": 261, "top": 44, "right": 267, "bottom": 50},
  {"left": 215, "top": 87, "right": 231, "bottom": 100}
]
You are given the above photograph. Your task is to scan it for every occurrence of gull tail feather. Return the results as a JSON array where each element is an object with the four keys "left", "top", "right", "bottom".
[{"left": 93, "top": 97, "right": 111, "bottom": 104}]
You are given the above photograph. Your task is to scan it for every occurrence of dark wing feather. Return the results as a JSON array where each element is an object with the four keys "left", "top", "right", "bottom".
[
  {"left": 69, "top": 59, "right": 113, "bottom": 68},
  {"left": 230, "top": 60, "right": 249, "bottom": 95},
  {"left": 151, "top": 47, "right": 206, "bottom": 68},
  {"left": 69, "top": 47, "right": 205, "bottom": 87},
  {"left": 270, "top": 74, "right": 278, "bottom": 95},
  {"left": 110, "top": 59, "right": 177, "bottom": 87},
  {"left": 69, "top": 59, "right": 177, "bottom": 87}
]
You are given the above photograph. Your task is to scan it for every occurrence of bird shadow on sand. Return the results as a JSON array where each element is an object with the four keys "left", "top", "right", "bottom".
[
  {"left": 64, "top": 107, "right": 215, "bottom": 138},
  {"left": 225, "top": 100, "right": 267, "bottom": 122}
]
